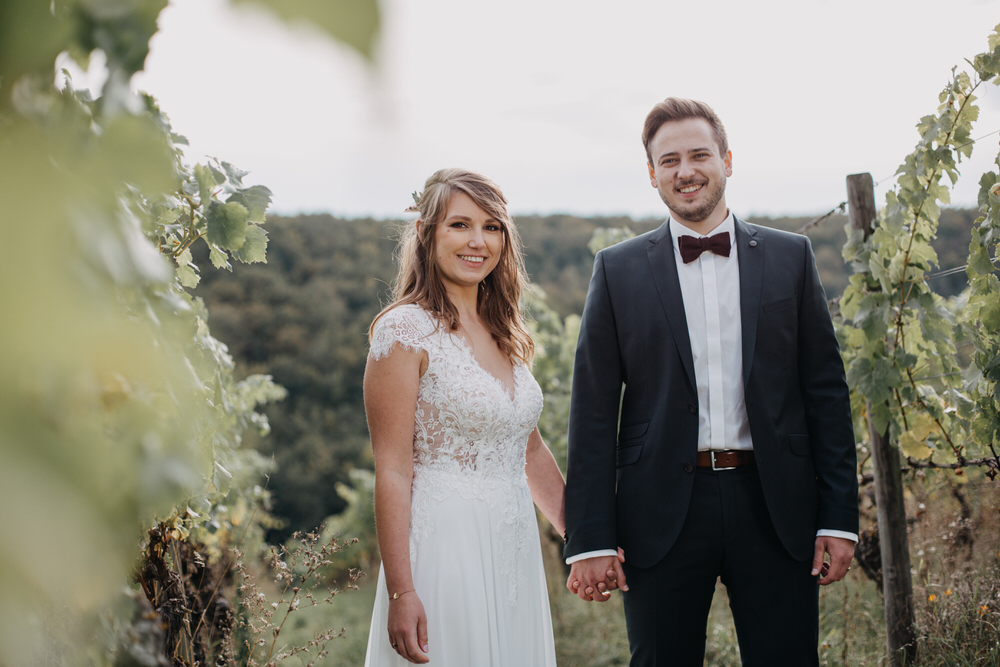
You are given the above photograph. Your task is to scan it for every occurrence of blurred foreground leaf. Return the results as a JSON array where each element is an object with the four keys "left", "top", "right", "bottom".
[
  {"left": 0, "top": 0, "right": 378, "bottom": 662},
  {"left": 233, "top": 0, "right": 381, "bottom": 59}
]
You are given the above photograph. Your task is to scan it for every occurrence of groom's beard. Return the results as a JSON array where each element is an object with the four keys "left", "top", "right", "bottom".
[{"left": 662, "top": 177, "right": 727, "bottom": 224}]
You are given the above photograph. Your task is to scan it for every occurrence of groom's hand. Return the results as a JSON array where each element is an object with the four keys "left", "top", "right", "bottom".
[
  {"left": 813, "top": 535, "right": 855, "bottom": 585},
  {"left": 566, "top": 550, "right": 628, "bottom": 602}
]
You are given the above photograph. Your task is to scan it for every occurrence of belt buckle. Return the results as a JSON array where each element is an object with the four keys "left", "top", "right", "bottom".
[{"left": 711, "top": 451, "right": 737, "bottom": 471}]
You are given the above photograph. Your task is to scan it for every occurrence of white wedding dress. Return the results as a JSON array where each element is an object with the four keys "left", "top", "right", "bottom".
[{"left": 364, "top": 304, "right": 557, "bottom": 667}]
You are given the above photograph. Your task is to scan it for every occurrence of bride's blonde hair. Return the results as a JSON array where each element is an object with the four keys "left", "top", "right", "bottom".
[{"left": 370, "top": 168, "right": 534, "bottom": 365}]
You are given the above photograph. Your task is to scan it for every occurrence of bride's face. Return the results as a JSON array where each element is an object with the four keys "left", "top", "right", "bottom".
[{"left": 433, "top": 192, "right": 504, "bottom": 292}]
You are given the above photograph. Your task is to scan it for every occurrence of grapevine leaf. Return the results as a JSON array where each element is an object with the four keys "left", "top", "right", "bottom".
[
  {"left": 232, "top": 224, "right": 268, "bottom": 264},
  {"left": 177, "top": 264, "right": 199, "bottom": 288},
  {"left": 213, "top": 461, "right": 233, "bottom": 494},
  {"left": 848, "top": 356, "right": 896, "bottom": 405},
  {"left": 911, "top": 411, "right": 937, "bottom": 441},
  {"left": 157, "top": 207, "right": 181, "bottom": 226},
  {"left": 205, "top": 201, "right": 249, "bottom": 250},
  {"left": 972, "top": 413, "right": 993, "bottom": 446},
  {"left": 981, "top": 297, "right": 1000, "bottom": 331},
  {"left": 96, "top": 114, "right": 176, "bottom": 196},
  {"left": 974, "top": 50, "right": 1000, "bottom": 79},
  {"left": 988, "top": 23, "right": 1000, "bottom": 51},
  {"left": 839, "top": 281, "right": 863, "bottom": 321},
  {"left": 950, "top": 388, "right": 977, "bottom": 421},
  {"left": 219, "top": 161, "right": 247, "bottom": 188},
  {"left": 910, "top": 241, "right": 939, "bottom": 271},
  {"left": 934, "top": 442, "right": 960, "bottom": 466},
  {"left": 898, "top": 431, "right": 932, "bottom": 460},
  {"left": 868, "top": 400, "right": 893, "bottom": 436},
  {"left": 194, "top": 163, "right": 218, "bottom": 209},
  {"left": 209, "top": 245, "right": 231, "bottom": 270},
  {"left": 232, "top": 0, "right": 381, "bottom": 60},
  {"left": 176, "top": 247, "right": 193, "bottom": 268},
  {"left": 983, "top": 349, "right": 1000, "bottom": 375},
  {"left": 979, "top": 171, "right": 999, "bottom": 208},
  {"left": 209, "top": 164, "right": 226, "bottom": 186},
  {"left": 227, "top": 185, "right": 273, "bottom": 223}
]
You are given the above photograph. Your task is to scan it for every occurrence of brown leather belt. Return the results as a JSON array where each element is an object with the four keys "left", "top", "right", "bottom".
[{"left": 696, "top": 450, "right": 755, "bottom": 470}]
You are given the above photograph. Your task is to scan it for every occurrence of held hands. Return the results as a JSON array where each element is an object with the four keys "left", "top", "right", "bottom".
[
  {"left": 387, "top": 591, "right": 429, "bottom": 663},
  {"left": 566, "top": 547, "right": 628, "bottom": 602},
  {"left": 813, "top": 535, "right": 855, "bottom": 585}
]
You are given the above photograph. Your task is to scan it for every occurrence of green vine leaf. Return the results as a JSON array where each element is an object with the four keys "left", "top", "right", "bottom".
[
  {"left": 209, "top": 245, "right": 231, "bottom": 270},
  {"left": 205, "top": 200, "right": 249, "bottom": 250},
  {"left": 221, "top": 161, "right": 249, "bottom": 187},
  {"left": 899, "top": 431, "right": 932, "bottom": 460},
  {"left": 177, "top": 264, "right": 200, "bottom": 288},
  {"left": 837, "top": 33, "right": 1000, "bottom": 467},
  {"left": 233, "top": 0, "right": 381, "bottom": 60},
  {"left": 232, "top": 224, "right": 268, "bottom": 264},
  {"left": 213, "top": 461, "right": 233, "bottom": 494},
  {"left": 194, "top": 163, "right": 218, "bottom": 210},
  {"left": 227, "top": 184, "right": 273, "bottom": 223}
]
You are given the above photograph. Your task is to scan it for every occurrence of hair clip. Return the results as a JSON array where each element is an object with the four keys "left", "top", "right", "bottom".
[{"left": 404, "top": 190, "right": 422, "bottom": 213}]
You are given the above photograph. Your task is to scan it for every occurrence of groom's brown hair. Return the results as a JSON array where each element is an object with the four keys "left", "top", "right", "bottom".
[{"left": 642, "top": 98, "right": 729, "bottom": 165}]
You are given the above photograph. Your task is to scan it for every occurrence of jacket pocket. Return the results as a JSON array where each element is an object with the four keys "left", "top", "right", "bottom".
[
  {"left": 763, "top": 296, "right": 796, "bottom": 313},
  {"left": 617, "top": 421, "right": 649, "bottom": 443},
  {"left": 617, "top": 444, "right": 644, "bottom": 468},
  {"left": 788, "top": 434, "right": 811, "bottom": 456}
]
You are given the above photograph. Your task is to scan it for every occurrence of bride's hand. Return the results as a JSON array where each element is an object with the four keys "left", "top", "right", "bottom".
[{"left": 387, "top": 592, "right": 429, "bottom": 664}]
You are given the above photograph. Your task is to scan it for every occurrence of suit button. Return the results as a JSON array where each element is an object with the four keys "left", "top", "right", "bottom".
[
  {"left": 684, "top": 463, "right": 694, "bottom": 473},
  {"left": 688, "top": 404, "right": 697, "bottom": 415}
]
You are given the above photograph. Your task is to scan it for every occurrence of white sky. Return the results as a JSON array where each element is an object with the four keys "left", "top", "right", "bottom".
[{"left": 127, "top": 0, "right": 1000, "bottom": 220}]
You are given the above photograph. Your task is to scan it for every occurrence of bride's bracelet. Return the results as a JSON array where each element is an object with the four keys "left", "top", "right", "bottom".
[{"left": 390, "top": 589, "right": 415, "bottom": 601}]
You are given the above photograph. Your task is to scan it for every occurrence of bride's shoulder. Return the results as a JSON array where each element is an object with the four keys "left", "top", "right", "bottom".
[
  {"left": 369, "top": 304, "right": 439, "bottom": 360},
  {"left": 376, "top": 303, "right": 436, "bottom": 330}
]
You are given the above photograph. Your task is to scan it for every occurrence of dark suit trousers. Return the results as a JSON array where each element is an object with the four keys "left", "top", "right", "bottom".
[{"left": 621, "top": 465, "right": 819, "bottom": 667}]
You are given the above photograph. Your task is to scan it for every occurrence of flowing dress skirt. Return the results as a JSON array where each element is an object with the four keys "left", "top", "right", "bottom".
[{"left": 364, "top": 477, "right": 557, "bottom": 667}]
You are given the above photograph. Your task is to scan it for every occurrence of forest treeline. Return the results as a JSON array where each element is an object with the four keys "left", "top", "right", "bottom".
[{"left": 194, "top": 207, "right": 980, "bottom": 540}]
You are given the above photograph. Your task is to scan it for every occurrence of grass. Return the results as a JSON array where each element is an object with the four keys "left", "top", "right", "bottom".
[{"left": 253, "top": 570, "right": 375, "bottom": 666}]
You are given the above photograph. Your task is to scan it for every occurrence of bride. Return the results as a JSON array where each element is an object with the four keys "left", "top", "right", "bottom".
[{"left": 363, "top": 168, "right": 565, "bottom": 665}]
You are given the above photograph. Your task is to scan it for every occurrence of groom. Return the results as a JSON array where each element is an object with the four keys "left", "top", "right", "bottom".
[{"left": 563, "top": 98, "right": 859, "bottom": 666}]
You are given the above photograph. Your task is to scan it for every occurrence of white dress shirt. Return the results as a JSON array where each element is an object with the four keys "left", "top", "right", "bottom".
[
  {"left": 567, "top": 214, "right": 855, "bottom": 565},
  {"left": 669, "top": 214, "right": 753, "bottom": 452}
]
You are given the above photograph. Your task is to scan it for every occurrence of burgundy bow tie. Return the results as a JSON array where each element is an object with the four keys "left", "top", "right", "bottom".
[{"left": 678, "top": 232, "right": 731, "bottom": 264}]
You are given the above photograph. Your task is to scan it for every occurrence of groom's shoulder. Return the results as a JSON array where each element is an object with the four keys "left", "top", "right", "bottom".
[
  {"left": 596, "top": 225, "right": 663, "bottom": 263},
  {"left": 740, "top": 218, "right": 810, "bottom": 251}
]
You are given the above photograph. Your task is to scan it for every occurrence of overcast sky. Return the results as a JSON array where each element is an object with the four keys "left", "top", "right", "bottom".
[{"left": 126, "top": 0, "right": 1000, "bottom": 220}]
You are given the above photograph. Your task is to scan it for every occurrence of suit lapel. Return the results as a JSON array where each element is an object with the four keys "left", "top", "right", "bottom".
[
  {"left": 646, "top": 220, "right": 696, "bottom": 391},
  {"left": 734, "top": 217, "right": 763, "bottom": 386}
]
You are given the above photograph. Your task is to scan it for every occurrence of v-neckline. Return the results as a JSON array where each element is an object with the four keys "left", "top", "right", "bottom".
[{"left": 450, "top": 331, "right": 517, "bottom": 402}]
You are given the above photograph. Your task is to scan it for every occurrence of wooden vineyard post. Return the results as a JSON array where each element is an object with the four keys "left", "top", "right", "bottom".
[{"left": 846, "top": 173, "right": 917, "bottom": 665}]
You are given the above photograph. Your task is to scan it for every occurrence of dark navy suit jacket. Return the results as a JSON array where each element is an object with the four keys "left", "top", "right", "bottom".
[{"left": 564, "top": 217, "right": 859, "bottom": 568}]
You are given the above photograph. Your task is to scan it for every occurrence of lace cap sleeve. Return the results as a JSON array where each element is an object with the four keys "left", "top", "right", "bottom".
[{"left": 369, "top": 305, "right": 437, "bottom": 360}]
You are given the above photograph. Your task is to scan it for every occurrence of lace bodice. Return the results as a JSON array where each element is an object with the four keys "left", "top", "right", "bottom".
[
  {"left": 369, "top": 305, "right": 545, "bottom": 602},
  {"left": 370, "top": 304, "right": 543, "bottom": 481}
]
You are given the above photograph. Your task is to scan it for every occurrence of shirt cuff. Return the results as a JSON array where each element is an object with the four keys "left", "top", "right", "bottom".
[
  {"left": 565, "top": 549, "right": 618, "bottom": 565},
  {"left": 817, "top": 529, "right": 858, "bottom": 543}
]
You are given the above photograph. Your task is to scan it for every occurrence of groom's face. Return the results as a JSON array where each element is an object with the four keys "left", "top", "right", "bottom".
[{"left": 647, "top": 117, "right": 732, "bottom": 230}]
